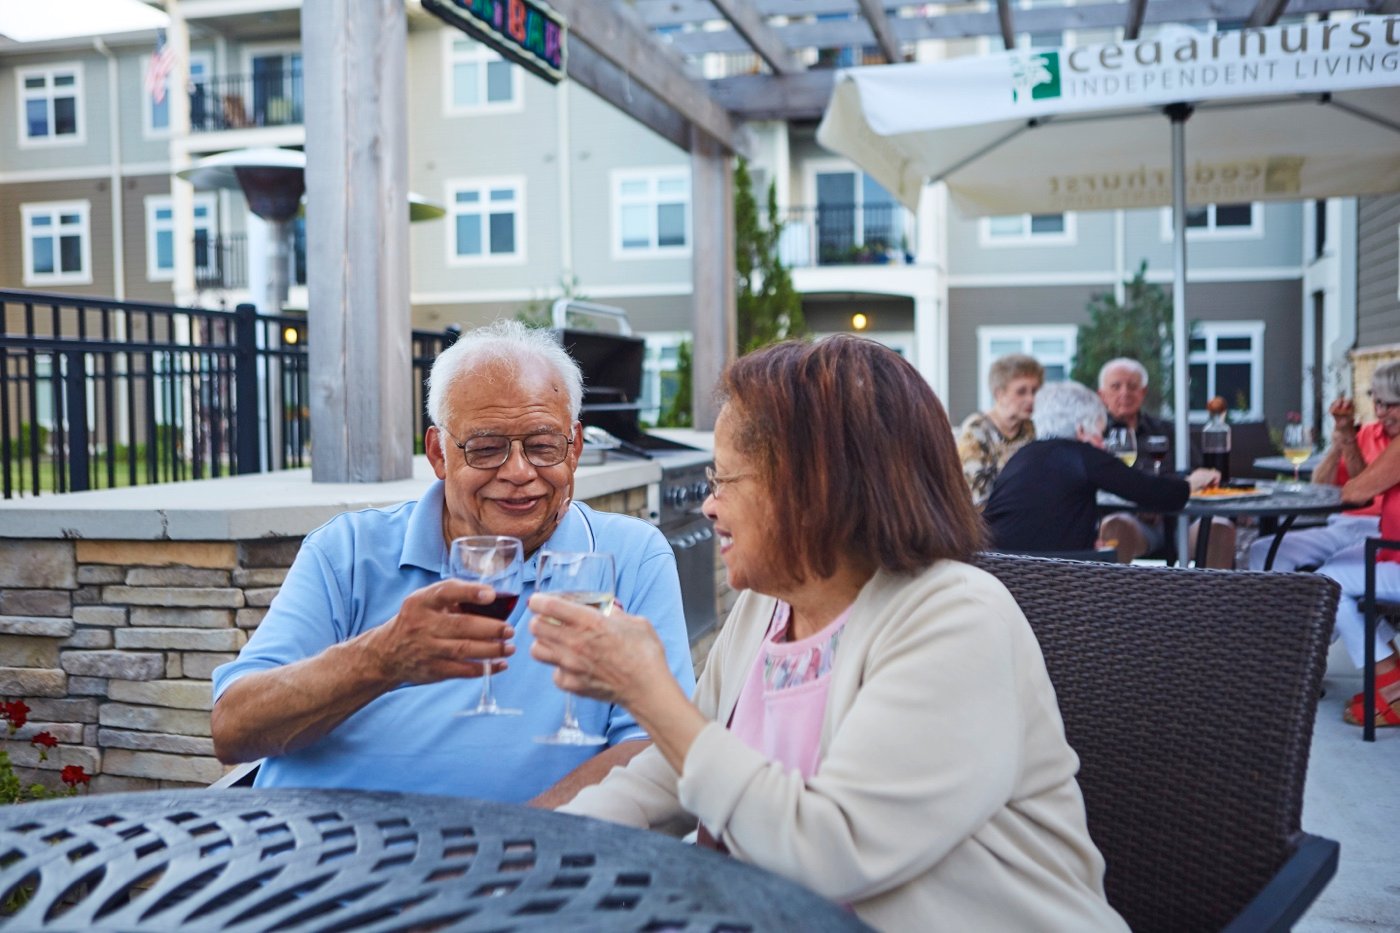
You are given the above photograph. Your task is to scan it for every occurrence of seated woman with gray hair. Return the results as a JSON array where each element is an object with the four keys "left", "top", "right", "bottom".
[{"left": 984, "top": 381, "right": 1219, "bottom": 557}]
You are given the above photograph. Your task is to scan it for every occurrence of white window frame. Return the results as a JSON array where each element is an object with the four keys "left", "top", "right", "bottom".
[
  {"left": 803, "top": 159, "right": 912, "bottom": 262},
  {"left": 21, "top": 200, "right": 92, "bottom": 286},
  {"left": 1159, "top": 203, "right": 1264, "bottom": 241},
  {"left": 611, "top": 167, "right": 692, "bottom": 260},
  {"left": 240, "top": 42, "right": 302, "bottom": 125},
  {"left": 144, "top": 193, "right": 216, "bottom": 282},
  {"left": 975, "top": 325, "right": 1076, "bottom": 411},
  {"left": 441, "top": 32, "right": 522, "bottom": 115},
  {"left": 640, "top": 331, "right": 689, "bottom": 424},
  {"left": 17, "top": 62, "right": 85, "bottom": 147},
  {"left": 143, "top": 51, "right": 212, "bottom": 138},
  {"left": 1188, "top": 320, "right": 1265, "bottom": 420},
  {"left": 446, "top": 177, "right": 526, "bottom": 266},
  {"left": 978, "top": 212, "right": 1078, "bottom": 247}
]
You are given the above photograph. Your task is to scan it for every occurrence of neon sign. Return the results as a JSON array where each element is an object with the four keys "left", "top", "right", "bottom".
[{"left": 422, "top": 0, "right": 567, "bottom": 86}]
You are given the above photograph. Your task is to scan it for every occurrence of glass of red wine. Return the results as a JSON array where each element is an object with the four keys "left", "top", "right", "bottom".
[
  {"left": 1144, "top": 435, "right": 1170, "bottom": 475},
  {"left": 449, "top": 535, "right": 523, "bottom": 717}
]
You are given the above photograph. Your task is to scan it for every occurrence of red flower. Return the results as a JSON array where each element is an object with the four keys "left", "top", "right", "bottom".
[
  {"left": 30, "top": 730, "right": 58, "bottom": 761},
  {"left": 60, "top": 765, "right": 91, "bottom": 787},
  {"left": 2, "top": 699, "right": 30, "bottom": 731}
]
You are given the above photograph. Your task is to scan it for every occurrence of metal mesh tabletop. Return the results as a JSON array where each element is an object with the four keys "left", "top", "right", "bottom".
[{"left": 0, "top": 788, "right": 869, "bottom": 932}]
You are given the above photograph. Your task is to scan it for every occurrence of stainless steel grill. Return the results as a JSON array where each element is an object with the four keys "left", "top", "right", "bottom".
[{"left": 553, "top": 301, "right": 716, "bottom": 642}]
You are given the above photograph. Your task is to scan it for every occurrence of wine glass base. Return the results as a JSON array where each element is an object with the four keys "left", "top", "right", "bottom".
[
  {"left": 535, "top": 728, "right": 607, "bottom": 746},
  {"left": 456, "top": 704, "right": 522, "bottom": 717}
]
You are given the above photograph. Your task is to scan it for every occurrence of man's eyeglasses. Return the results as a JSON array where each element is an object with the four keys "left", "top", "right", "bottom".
[
  {"left": 446, "top": 430, "right": 573, "bottom": 470},
  {"left": 704, "top": 465, "right": 751, "bottom": 500}
]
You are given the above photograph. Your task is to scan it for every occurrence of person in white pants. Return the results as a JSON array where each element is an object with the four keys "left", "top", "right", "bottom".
[
  {"left": 1313, "top": 361, "right": 1400, "bottom": 729},
  {"left": 1248, "top": 395, "right": 1384, "bottom": 571}
]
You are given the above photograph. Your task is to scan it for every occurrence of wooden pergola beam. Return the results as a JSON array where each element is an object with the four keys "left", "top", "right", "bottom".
[
  {"left": 995, "top": 0, "right": 1017, "bottom": 50},
  {"left": 709, "top": 70, "right": 835, "bottom": 121},
  {"left": 1246, "top": 0, "right": 1293, "bottom": 25},
  {"left": 855, "top": 0, "right": 904, "bottom": 62},
  {"left": 549, "top": 0, "right": 750, "bottom": 156},
  {"left": 657, "top": 0, "right": 1370, "bottom": 56},
  {"left": 566, "top": 41, "right": 690, "bottom": 151},
  {"left": 709, "top": 0, "right": 806, "bottom": 75},
  {"left": 1123, "top": 0, "right": 1148, "bottom": 39}
]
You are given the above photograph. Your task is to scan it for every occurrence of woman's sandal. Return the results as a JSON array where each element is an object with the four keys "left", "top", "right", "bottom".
[
  {"left": 1348, "top": 663, "right": 1400, "bottom": 707},
  {"left": 1343, "top": 691, "right": 1400, "bottom": 727}
]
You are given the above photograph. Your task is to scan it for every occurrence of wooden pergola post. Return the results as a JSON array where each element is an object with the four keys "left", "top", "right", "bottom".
[{"left": 301, "top": 0, "right": 412, "bottom": 482}]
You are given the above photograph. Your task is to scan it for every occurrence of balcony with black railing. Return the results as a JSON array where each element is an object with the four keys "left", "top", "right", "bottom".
[
  {"left": 188, "top": 68, "right": 304, "bottom": 133},
  {"left": 194, "top": 231, "right": 307, "bottom": 292},
  {"left": 777, "top": 204, "right": 916, "bottom": 269}
]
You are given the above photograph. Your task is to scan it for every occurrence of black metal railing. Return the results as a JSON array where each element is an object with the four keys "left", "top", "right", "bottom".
[
  {"left": 778, "top": 204, "right": 915, "bottom": 268},
  {"left": 1, "top": 290, "right": 457, "bottom": 498},
  {"left": 194, "top": 232, "right": 307, "bottom": 292},
  {"left": 188, "top": 68, "right": 304, "bottom": 133}
]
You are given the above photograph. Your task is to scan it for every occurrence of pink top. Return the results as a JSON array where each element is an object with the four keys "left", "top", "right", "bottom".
[{"left": 729, "top": 601, "right": 851, "bottom": 779}]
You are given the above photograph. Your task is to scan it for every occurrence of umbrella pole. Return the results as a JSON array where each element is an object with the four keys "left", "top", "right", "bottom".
[{"left": 1168, "top": 103, "right": 1193, "bottom": 563}]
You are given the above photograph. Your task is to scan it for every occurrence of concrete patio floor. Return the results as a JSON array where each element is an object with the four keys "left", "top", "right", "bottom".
[{"left": 1297, "top": 639, "right": 1400, "bottom": 931}]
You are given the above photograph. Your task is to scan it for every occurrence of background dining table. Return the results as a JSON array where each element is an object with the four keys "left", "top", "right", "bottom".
[
  {"left": 0, "top": 787, "right": 871, "bottom": 932},
  {"left": 1100, "top": 482, "right": 1346, "bottom": 569}
]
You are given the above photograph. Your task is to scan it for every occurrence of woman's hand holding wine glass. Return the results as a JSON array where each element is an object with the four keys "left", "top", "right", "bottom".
[
  {"left": 448, "top": 535, "right": 524, "bottom": 717},
  {"left": 531, "top": 551, "right": 616, "bottom": 746}
]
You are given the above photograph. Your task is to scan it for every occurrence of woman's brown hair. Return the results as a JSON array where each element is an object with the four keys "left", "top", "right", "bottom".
[{"left": 718, "top": 336, "right": 985, "bottom": 581}]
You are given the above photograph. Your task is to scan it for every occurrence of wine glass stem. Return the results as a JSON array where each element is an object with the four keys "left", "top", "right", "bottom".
[
  {"left": 1294, "top": 465, "right": 1300, "bottom": 484},
  {"left": 561, "top": 694, "right": 580, "bottom": 730}
]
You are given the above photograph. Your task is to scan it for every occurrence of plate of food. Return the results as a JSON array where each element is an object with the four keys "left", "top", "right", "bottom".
[{"left": 1190, "top": 485, "right": 1274, "bottom": 501}]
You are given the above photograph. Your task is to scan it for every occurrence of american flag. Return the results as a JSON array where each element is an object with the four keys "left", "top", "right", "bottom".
[{"left": 145, "top": 29, "right": 177, "bottom": 105}]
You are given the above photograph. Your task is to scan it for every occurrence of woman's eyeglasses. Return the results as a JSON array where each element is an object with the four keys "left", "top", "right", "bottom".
[
  {"left": 704, "top": 465, "right": 751, "bottom": 500},
  {"left": 1370, "top": 394, "right": 1398, "bottom": 414}
]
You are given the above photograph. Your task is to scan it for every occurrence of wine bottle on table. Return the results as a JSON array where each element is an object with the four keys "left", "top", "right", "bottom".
[{"left": 1201, "top": 396, "right": 1232, "bottom": 483}]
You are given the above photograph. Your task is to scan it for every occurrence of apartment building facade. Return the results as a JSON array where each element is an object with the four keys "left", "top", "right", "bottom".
[{"left": 1, "top": 1, "right": 1378, "bottom": 430}]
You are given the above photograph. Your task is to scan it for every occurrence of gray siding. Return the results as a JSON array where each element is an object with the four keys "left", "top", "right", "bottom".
[
  {"left": 0, "top": 177, "right": 112, "bottom": 295},
  {"left": 947, "top": 284, "right": 1101, "bottom": 422},
  {"left": 1356, "top": 195, "right": 1400, "bottom": 348},
  {"left": 945, "top": 278, "right": 1301, "bottom": 429}
]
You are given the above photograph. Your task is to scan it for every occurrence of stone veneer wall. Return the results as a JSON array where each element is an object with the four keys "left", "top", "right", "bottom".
[{"left": 0, "top": 484, "right": 731, "bottom": 793}]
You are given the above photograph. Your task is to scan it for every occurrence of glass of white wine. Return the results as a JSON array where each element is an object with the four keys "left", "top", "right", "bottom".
[
  {"left": 1105, "top": 426, "right": 1137, "bottom": 468},
  {"left": 534, "top": 550, "right": 614, "bottom": 747},
  {"left": 1281, "top": 423, "right": 1314, "bottom": 491}
]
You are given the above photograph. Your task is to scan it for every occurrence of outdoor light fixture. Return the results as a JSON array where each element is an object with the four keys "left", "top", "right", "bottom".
[
  {"left": 283, "top": 326, "right": 300, "bottom": 345},
  {"left": 851, "top": 313, "right": 869, "bottom": 331},
  {"left": 178, "top": 148, "right": 445, "bottom": 315}
]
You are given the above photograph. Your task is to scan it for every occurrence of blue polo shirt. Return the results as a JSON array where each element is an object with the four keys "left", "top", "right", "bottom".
[{"left": 212, "top": 482, "right": 695, "bottom": 802}]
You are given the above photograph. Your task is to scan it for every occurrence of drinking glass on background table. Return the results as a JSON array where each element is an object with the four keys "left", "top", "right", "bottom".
[
  {"left": 448, "top": 535, "right": 523, "bottom": 717},
  {"left": 1143, "top": 435, "right": 1170, "bottom": 475},
  {"left": 534, "top": 550, "right": 614, "bottom": 746},
  {"left": 1281, "top": 422, "right": 1315, "bottom": 490},
  {"left": 1106, "top": 427, "right": 1137, "bottom": 467}
]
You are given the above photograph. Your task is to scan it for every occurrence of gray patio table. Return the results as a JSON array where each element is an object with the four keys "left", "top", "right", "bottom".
[
  {"left": 0, "top": 788, "right": 870, "bottom": 932},
  {"left": 1099, "top": 483, "right": 1346, "bottom": 569}
]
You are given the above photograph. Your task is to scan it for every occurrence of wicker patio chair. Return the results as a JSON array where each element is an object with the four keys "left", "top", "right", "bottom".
[
  {"left": 974, "top": 553, "right": 1340, "bottom": 932},
  {"left": 1361, "top": 536, "right": 1400, "bottom": 742},
  {"left": 990, "top": 547, "right": 1119, "bottom": 562}
]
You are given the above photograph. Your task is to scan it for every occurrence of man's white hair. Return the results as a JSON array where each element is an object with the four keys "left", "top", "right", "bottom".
[
  {"left": 425, "top": 320, "right": 583, "bottom": 446},
  {"left": 1034, "top": 381, "right": 1108, "bottom": 440},
  {"left": 1098, "top": 357, "right": 1149, "bottom": 389}
]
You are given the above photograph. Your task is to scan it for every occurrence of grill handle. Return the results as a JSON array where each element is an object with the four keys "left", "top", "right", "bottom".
[{"left": 551, "top": 299, "right": 633, "bottom": 336}]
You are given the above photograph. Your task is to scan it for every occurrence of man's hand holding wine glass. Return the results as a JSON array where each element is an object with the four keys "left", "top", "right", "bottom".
[{"left": 360, "top": 578, "right": 516, "bottom": 685}]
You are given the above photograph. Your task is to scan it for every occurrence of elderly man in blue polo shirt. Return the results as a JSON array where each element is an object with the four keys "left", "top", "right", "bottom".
[{"left": 211, "top": 320, "right": 694, "bottom": 806}]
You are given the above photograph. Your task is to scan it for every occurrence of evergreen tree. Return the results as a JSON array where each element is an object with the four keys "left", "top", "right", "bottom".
[
  {"left": 1070, "top": 261, "right": 1175, "bottom": 412},
  {"left": 734, "top": 158, "right": 804, "bottom": 354},
  {"left": 659, "top": 339, "right": 692, "bottom": 428}
]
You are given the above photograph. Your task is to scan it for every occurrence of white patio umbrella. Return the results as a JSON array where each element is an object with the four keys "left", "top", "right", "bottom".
[{"left": 818, "top": 14, "right": 1400, "bottom": 469}]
